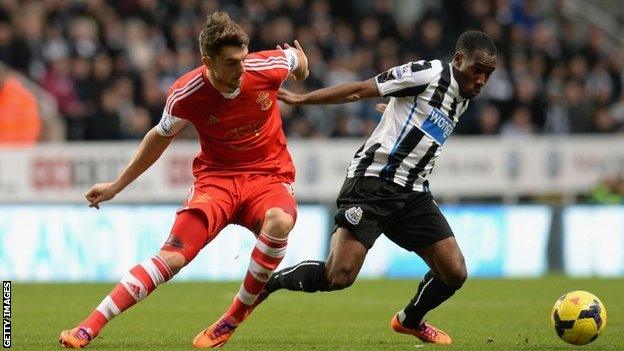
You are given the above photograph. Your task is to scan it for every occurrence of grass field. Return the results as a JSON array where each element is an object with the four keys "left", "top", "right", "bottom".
[{"left": 11, "top": 276, "right": 623, "bottom": 350}]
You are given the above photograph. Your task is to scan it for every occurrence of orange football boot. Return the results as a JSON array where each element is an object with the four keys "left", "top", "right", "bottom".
[
  {"left": 391, "top": 314, "right": 452, "bottom": 345},
  {"left": 58, "top": 327, "right": 93, "bottom": 349},
  {"left": 193, "top": 316, "right": 238, "bottom": 348}
]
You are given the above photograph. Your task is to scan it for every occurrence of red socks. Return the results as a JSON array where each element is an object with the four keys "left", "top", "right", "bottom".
[
  {"left": 224, "top": 232, "right": 287, "bottom": 323},
  {"left": 79, "top": 255, "right": 173, "bottom": 337}
]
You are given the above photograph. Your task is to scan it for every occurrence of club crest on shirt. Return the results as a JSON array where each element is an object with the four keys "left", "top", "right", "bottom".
[
  {"left": 256, "top": 91, "right": 273, "bottom": 111},
  {"left": 345, "top": 206, "right": 363, "bottom": 225}
]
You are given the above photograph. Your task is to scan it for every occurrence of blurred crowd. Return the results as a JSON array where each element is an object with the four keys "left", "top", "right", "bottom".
[{"left": 2, "top": 0, "right": 624, "bottom": 141}]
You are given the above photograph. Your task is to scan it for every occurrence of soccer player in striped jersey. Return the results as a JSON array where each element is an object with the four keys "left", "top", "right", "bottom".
[
  {"left": 59, "top": 11, "right": 309, "bottom": 349},
  {"left": 257, "top": 31, "right": 497, "bottom": 345}
]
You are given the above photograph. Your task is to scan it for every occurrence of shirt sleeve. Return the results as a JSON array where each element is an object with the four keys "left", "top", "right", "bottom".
[
  {"left": 156, "top": 111, "right": 188, "bottom": 137},
  {"left": 282, "top": 48, "right": 299, "bottom": 74},
  {"left": 374, "top": 60, "right": 439, "bottom": 98},
  {"left": 156, "top": 86, "right": 188, "bottom": 137},
  {"left": 244, "top": 50, "right": 292, "bottom": 89}
]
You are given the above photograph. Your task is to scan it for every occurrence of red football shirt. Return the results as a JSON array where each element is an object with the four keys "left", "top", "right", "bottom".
[{"left": 157, "top": 49, "right": 297, "bottom": 183}]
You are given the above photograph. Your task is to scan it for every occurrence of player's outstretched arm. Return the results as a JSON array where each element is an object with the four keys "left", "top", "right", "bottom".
[
  {"left": 277, "top": 40, "right": 309, "bottom": 81},
  {"left": 85, "top": 127, "right": 173, "bottom": 209},
  {"left": 278, "top": 79, "right": 379, "bottom": 105}
]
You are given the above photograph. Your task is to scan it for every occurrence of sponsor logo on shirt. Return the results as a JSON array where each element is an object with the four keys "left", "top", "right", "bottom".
[
  {"left": 224, "top": 120, "right": 264, "bottom": 141},
  {"left": 158, "top": 114, "right": 175, "bottom": 134},
  {"left": 256, "top": 91, "right": 273, "bottom": 111},
  {"left": 421, "top": 108, "right": 455, "bottom": 145},
  {"left": 394, "top": 64, "right": 412, "bottom": 80},
  {"left": 287, "top": 52, "right": 297, "bottom": 71},
  {"left": 345, "top": 206, "right": 363, "bottom": 225}
]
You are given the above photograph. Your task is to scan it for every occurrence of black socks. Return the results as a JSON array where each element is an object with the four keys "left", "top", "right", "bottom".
[
  {"left": 399, "top": 271, "right": 460, "bottom": 328},
  {"left": 265, "top": 260, "right": 331, "bottom": 293}
]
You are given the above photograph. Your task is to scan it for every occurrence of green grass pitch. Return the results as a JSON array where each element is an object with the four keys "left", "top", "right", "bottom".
[{"left": 11, "top": 276, "right": 623, "bottom": 350}]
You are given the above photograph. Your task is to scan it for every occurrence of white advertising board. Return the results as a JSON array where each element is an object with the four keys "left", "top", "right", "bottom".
[
  {"left": 1, "top": 136, "right": 623, "bottom": 202},
  {"left": 0, "top": 205, "right": 329, "bottom": 282}
]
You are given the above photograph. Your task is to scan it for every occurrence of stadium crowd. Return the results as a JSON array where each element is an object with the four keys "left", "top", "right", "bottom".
[{"left": 1, "top": 0, "right": 624, "bottom": 141}]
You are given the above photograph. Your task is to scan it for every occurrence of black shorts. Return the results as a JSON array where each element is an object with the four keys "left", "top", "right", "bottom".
[{"left": 333, "top": 176, "right": 454, "bottom": 251}]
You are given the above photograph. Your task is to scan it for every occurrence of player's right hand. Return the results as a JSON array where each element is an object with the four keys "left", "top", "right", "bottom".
[
  {"left": 278, "top": 88, "right": 304, "bottom": 105},
  {"left": 85, "top": 182, "right": 118, "bottom": 209}
]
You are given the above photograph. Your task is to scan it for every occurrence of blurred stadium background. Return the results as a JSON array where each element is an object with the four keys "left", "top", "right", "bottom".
[{"left": 1, "top": 0, "right": 624, "bottom": 349}]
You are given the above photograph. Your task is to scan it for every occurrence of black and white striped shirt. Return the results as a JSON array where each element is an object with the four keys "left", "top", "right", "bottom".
[{"left": 346, "top": 60, "right": 470, "bottom": 192}]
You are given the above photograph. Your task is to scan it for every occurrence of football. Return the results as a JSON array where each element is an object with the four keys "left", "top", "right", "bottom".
[{"left": 551, "top": 291, "right": 607, "bottom": 345}]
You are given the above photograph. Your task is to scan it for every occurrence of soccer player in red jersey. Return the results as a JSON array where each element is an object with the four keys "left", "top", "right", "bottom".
[{"left": 59, "top": 11, "right": 309, "bottom": 349}]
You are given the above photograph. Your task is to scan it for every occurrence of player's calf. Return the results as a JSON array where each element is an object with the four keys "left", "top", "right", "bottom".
[
  {"left": 267, "top": 260, "right": 331, "bottom": 294},
  {"left": 221, "top": 231, "right": 288, "bottom": 325}
]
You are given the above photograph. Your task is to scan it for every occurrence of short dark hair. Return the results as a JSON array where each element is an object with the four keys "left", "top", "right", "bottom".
[
  {"left": 199, "top": 11, "right": 249, "bottom": 57},
  {"left": 455, "top": 31, "right": 497, "bottom": 56}
]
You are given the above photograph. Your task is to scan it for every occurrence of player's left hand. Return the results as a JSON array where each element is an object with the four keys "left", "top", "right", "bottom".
[{"left": 278, "top": 88, "right": 304, "bottom": 105}]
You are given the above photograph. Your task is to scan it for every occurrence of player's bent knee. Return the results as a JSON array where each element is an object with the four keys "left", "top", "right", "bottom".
[
  {"left": 262, "top": 208, "right": 295, "bottom": 237},
  {"left": 442, "top": 263, "right": 468, "bottom": 288},
  {"left": 450, "top": 269, "right": 468, "bottom": 288},
  {"left": 158, "top": 250, "right": 186, "bottom": 275}
]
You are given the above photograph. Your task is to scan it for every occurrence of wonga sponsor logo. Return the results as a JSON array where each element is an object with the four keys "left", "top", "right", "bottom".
[{"left": 421, "top": 108, "right": 455, "bottom": 145}]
